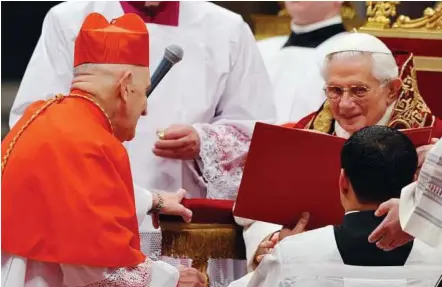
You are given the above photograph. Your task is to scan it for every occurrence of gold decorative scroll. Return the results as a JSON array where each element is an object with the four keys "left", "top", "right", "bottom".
[
  {"left": 362, "top": 2, "right": 442, "bottom": 31},
  {"left": 360, "top": 2, "right": 442, "bottom": 39},
  {"left": 393, "top": 3, "right": 442, "bottom": 29},
  {"left": 365, "top": 1, "right": 400, "bottom": 29},
  {"left": 341, "top": 2, "right": 357, "bottom": 21}
]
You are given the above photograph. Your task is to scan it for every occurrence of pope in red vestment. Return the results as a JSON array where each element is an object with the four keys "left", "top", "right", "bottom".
[{"left": 284, "top": 49, "right": 442, "bottom": 139}]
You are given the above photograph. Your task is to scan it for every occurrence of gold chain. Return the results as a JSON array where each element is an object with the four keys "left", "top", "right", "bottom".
[{"left": 1, "top": 93, "right": 113, "bottom": 176}]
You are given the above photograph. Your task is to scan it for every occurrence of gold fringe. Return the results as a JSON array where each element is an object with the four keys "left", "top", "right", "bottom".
[{"left": 160, "top": 222, "right": 246, "bottom": 263}]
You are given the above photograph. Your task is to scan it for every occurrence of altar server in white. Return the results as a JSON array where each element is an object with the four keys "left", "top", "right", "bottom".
[
  {"left": 258, "top": 1, "right": 347, "bottom": 123},
  {"left": 231, "top": 126, "right": 442, "bottom": 287}
]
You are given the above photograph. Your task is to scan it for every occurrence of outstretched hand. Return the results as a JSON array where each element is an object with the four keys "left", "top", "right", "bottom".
[
  {"left": 151, "top": 189, "right": 193, "bottom": 229},
  {"left": 368, "top": 199, "right": 414, "bottom": 251}
]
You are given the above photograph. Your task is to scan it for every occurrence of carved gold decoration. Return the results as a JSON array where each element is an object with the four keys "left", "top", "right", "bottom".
[
  {"left": 341, "top": 3, "right": 357, "bottom": 20},
  {"left": 365, "top": 1, "right": 399, "bottom": 28},
  {"left": 393, "top": 3, "right": 442, "bottom": 29},
  {"left": 360, "top": 2, "right": 442, "bottom": 39}
]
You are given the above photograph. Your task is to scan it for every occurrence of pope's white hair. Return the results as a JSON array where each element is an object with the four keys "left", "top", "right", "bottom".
[{"left": 321, "top": 51, "right": 399, "bottom": 83}]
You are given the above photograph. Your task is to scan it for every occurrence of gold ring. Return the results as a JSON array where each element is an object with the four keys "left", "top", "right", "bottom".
[{"left": 157, "top": 130, "right": 165, "bottom": 140}]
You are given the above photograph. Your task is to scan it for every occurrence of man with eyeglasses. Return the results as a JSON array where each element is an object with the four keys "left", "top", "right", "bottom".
[{"left": 235, "top": 32, "right": 442, "bottom": 275}]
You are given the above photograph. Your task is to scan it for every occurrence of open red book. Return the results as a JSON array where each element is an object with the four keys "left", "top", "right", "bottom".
[{"left": 233, "top": 123, "right": 433, "bottom": 229}]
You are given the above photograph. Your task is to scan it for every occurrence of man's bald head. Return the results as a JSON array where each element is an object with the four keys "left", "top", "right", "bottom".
[
  {"left": 285, "top": 1, "right": 342, "bottom": 26},
  {"left": 71, "top": 64, "right": 150, "bottom": 142}
]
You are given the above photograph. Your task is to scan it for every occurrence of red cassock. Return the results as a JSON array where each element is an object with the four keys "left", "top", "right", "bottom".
[{"left": 2, "top": 12, "right": 150, "bottom": 268}]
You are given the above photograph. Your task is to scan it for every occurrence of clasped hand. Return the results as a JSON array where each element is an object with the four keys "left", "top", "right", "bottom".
[
  {"left": 178, "top": 265, "right": 207, "bottom": 287},
  {"left": 254, "top": 212, "right": 310, "bottom": 266}
]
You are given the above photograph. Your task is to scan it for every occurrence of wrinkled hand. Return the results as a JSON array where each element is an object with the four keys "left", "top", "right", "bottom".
[
  {"left": 151, "top": 189, "right": 192, "bottom": 229},
  {"left": 177, "top": 266, "right": 207, "bottom": 287},
  {"left": 153, "top": 124, "right": 201, "bottom": 160},
  {"left": 254, "top": 212, "right": 310, "bottom": 266},
  {"left": 416, "top": 138, "right": 439, "bottom": 176},
  {"left": 368, "top": 199, "right": 414, "bottom": 251}
]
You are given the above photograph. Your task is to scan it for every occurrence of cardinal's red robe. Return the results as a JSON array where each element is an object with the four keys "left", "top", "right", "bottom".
[{"left": 2, "top": 93, "right": 145, "bottom": 268}]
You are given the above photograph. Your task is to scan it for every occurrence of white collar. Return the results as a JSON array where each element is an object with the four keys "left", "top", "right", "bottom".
[
  {"left": 345, "top": 210, "right": 360, "bottom": 215},
  {"left": 291, "top": 15, "right": 343, "bottom": 34},
  {"left": 335, "top": 101, "right": 396, "bottom": 139}
]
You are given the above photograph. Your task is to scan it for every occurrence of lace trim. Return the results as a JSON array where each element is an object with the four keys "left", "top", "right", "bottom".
[
  {"left": 193, "top": 124, "right": 250, "bottom": 200},
  {"left": 85, "top": 259, "right": 153, "bottom": 287}
]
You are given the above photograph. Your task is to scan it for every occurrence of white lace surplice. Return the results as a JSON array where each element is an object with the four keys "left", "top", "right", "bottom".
[
  {"left": 1, "top": 252, "right": 179, "bottom": 287},
  {"left": 195, "top": 123, "right": 250, "bottom": 200},
  {"left": 139, "top": 124, "right": 250, "bottom": 286}
]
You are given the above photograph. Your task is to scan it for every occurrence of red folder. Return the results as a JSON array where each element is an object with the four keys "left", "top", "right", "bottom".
[
  {"left": 160, "top": 198, "right": 235, "bottom": 224},
  {"left": 400, "top": 126, "right": 433, "bottom": 147},
  {"left": 233, "top": 123, "right": 433, "bottom": 229},
  {"left": 234, "top": 123, "right": 346, "bottom": 229}
]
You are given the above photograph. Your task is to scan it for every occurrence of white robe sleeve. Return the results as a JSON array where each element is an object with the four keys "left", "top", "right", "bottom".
[
  {"left": 133, "top": 184, "right": 153, "bottom": 226},
  {"left": 191, "top": 21, "right": 276, "bottom": 200},
  {"left": 399, "top": 138, "right": 442, "bottom": 250},
  {"left": 240, "top": 220, "right": 281, "bottom": 272},
  {"left": 246, "top": 246, "right": 284, "bottom": 287},
  {"left": 9, "top": 7, "right": 74, "bottom": 128},
  {"left": 234, "top": 202, "right": 281, "bottom": 272},
  {"left": 61, "top": 258, "right": 179, "bottom": 287}
]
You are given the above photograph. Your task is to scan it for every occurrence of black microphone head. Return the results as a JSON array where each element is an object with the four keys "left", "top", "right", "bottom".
[{"left": 164, "top": 44, "right": 184, "bottom": 64}]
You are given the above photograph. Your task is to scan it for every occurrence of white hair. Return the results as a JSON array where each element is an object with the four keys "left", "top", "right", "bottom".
[
  {"left": 321, "top": 51, "right": 399, "bottom": 83},
  {"left": 73, "top": 63, "right": 135, "bottom": 77}
]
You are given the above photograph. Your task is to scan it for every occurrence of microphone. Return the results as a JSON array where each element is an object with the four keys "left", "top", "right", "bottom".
[{"left": 146, "top": 44, "right": 184, "bottom": 98}]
